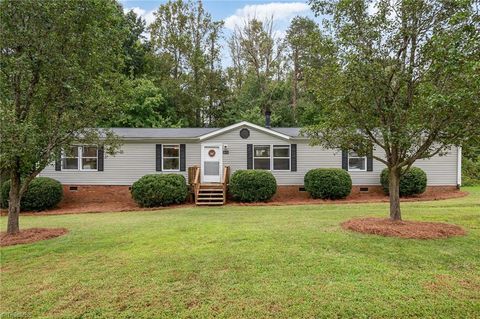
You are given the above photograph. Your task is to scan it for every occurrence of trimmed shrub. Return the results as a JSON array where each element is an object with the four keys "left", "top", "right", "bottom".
[
  {"left": 1, "top": 177, "right": 63, "bottom": 211},
  {"left": 380, "top": 167, "right": 427, "bottom": 196},
  {"left": 229, "top": 170, "right": 277, "bottom": 202},
  {"left": 131, "top": 174, "right": 188, "bottom": 207},
  {"left": 304, "top": 168, "right": 352, "bottom": 199}
]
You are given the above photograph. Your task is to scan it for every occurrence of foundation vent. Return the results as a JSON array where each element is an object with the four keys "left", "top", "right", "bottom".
[
  {"left": 299, "top": 187, "right": 306, "bottom": 192},
  {"left": 69, "top": 186, "right": 78, "bottom": 191},
  {"left": 359, "top": 187, "right": 369, "bottom": 193}
]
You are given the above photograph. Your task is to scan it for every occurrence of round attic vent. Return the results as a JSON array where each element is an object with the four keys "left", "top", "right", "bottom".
[{"left": 240, "top": 128, "right": 250, "bottom": 139}]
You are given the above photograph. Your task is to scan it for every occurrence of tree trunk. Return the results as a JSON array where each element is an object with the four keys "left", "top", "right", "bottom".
[
  {"left": 292, "top": 48, "right": 298, "bottom": 120},
  {"left": 389, "top": 167, "right": 402, "bottom": 221},
  {"left": 7, "top": 171, "right": 21, "bottom": 234}
]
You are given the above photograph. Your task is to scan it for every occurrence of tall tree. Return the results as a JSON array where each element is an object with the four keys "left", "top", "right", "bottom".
[
  {"left": 286, "top": 17, "right": 321, "bottom": 117},
  {"left": 227, "top": 17, "right": 287, "bottom": 120},
  {"left": 123, "top": 10, "right": 149, "bottom": 77},
  {"left": 305, "top": 0, "right": 480, "bottom": 220},
  {"left": 0, "top": 0, "right": 125, "bottom": 234},
  {"left": 149, "top": 0, "right": 224, "bottom": 127}
]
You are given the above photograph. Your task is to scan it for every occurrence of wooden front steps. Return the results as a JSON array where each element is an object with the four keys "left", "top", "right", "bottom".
[
  {"left": 196, "top": 183, "right": 225, "bottom": 205},
  {"left": 189, "top": 166, "right": 230, "bottom": 206}
]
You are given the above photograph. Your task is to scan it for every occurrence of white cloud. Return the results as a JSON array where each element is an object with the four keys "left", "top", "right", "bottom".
[
  {"left": 224, "top": 2, "right": 310, "bottom": 30},
  {"left": 124, "top": 6, "right": 156, "bottom": 27}
]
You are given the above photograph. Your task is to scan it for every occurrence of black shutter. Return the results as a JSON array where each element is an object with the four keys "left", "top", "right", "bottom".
[
  {"left": 291, "top": 144, "right": 297, "bottom": 172},
  {"left": 342, "top": 150, "right": 348, "bottom": 170},
  {"left": 156, "top": 144, "right": 162, "bottom": 171},
  {"left": 180, "top": 144, "right": 186, "bottom": 172},
  {"left": 98, "top": 146, "right": 104, "bottom": 171},
  {"left": 247, "top": 144, "right": 253, "bottom": 169},
  {"left": 367, "top": 149, "right": 373, "bottom": 172},
  {"left": 55, "top": 152, "right": 62, "bottom": 171}
]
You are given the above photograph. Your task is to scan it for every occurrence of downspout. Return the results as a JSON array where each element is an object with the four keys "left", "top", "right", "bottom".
[{"left": 457, "top": 146, "right": 462, "bottom": 188}]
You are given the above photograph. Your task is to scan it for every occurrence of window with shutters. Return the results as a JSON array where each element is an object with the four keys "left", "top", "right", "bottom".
[
  {"left": 253, "top": 145, "right": 291, "bottom": 171},
  {"left": 162, "top": 144, "right": 180, "bottom": 171},
  {"left": 62, "top": 146, "right": 98, "bottom": 171},
  {"left": 348, "top": 151, "right": 366, "bottom": 171}
]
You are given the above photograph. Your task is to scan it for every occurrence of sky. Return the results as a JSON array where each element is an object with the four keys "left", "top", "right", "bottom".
[{"left": 119, "top": 0, "right": 319, "bottom": 65}]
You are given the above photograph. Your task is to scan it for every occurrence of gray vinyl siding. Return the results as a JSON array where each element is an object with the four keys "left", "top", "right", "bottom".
[
  {"left": 204, "top": 126, "right": 459, "bottom": 186},
  {"left": 39, "top": 126, "right": 459, "bottom": 186},
  {"left": 40, "top": 142, "right": 200, "bottom": 185}
]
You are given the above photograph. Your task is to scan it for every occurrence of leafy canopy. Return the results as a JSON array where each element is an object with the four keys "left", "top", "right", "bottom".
[{"left": 305, "top": 0, "right": 480, "bottom": 168}]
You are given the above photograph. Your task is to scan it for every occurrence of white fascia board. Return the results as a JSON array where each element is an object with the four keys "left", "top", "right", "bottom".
[{"left": 198, "top": 121, "right": 291, "bottom": 141}]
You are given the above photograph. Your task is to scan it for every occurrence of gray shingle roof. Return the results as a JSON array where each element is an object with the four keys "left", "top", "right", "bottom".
[
  {"left": 109, "top": 127, "right": 219, "bottom": 139},
  {"left": 272, "top": 127, "right": 302, "bottom": 137},
  {"left": 106, "top": 126, "right": 303, "bottom": 139}
]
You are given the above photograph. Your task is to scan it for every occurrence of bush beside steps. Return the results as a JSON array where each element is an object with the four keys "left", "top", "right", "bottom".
[
  {"left": 380, "top": 167, "right": 427, "bottom": 196},
  {"left": 304, "top": 168, "right": 352, "bottom": 199},
  {"left": 229, "top": 170, "right": 277, "bottom": 202},
  {"left": 131, "top": 174, "right": 188, "bottom": 207},
  {"left": 1, "top": 177, "right": 63, "bottom": 211}
]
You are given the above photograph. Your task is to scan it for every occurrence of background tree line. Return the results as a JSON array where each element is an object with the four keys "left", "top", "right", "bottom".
[{"left": 106, "top": 0, "right": 330, "bottom": 129}]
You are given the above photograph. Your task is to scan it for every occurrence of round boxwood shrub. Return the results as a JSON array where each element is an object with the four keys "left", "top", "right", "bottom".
[
  {"left": 229, "top": 170, "right": 277, "bottom": 202},
  {"left": 304, "top": 168, "right": 352, "bottom": 199},
  {"left": 1, "top": 177, "right": 63, "bottom": 211},
  {"left": 131, "top": 174, "right": 188, "bottom": 207},
  {"left": 380, "top": 167, "right": 427, "bottom": 196}
]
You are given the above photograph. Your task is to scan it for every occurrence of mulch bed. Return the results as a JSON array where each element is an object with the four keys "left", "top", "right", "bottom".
[
  {"left": 0, "top": 228, "right": 68, "bottom": 247},
  {"left": 341, "top": 217, "right": 466, "bottom": 239},
  {"left": 0, "top": 189, "right": 468, "bottom": 216}
]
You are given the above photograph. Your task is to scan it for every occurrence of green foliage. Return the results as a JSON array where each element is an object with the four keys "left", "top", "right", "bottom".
[
  {"left": 122, "top": 10, "right": 149, "bottom": 77},
  {"left": 0, "top": 0, "right": 125, "bottom": 230},
  {"left": 304, "top": 168, "right": 352, "bottom": 199},
  {"left": 104, "top": 78, "right": 180, "bottom": 128},
  {"left": 462, "top": 158, "right": 480, "bottom": 186},
  {"left": 149, "top": 0, "right": 225, "bottom": 127},
  {"left": 131, "top": 174, "right": 188, "bottom": 207},
  {"left": 380, "top": 167, "right": 427, "bottom": 196},
  {"left": 229, "top": 170, "right": 277, "bottom": 202},
  {"left": 305, "top": 0, "right": 479, "bottom": 218},
  {"left": 1, "top": 177, "right": 63, "bottom": 211}
]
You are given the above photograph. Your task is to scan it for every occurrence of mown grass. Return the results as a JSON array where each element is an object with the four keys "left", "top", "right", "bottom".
[{"left": 1, "top": 187, "right": 479, "bottom": 318}]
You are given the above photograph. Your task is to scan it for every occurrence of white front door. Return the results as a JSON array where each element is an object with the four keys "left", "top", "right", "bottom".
[{"left": 201, "top": 143, "right": 223, "bottom": 183}]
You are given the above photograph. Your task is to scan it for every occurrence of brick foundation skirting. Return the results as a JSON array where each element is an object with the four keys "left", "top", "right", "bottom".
[
  {"left": 60, "top": 184, "right": 459, "bottom": 207},
  {"left": 61, "top": 185, "right": 136, "bottom": 206}
]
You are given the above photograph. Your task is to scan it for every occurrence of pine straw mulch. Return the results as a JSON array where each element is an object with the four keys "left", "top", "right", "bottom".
[
  {"left": 0, "top": 228, "right": 68, "bottom": 247},
  {"left": 341, "top": 217, "right": 466, "bottom": 239}
]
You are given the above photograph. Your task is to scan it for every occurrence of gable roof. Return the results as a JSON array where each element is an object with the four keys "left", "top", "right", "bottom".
[
  {"left": 198, "top": 121, "right": 292, "bottom": 141},
  {"left": 107, "top": 121, "right": 303, "bottom": 140}
]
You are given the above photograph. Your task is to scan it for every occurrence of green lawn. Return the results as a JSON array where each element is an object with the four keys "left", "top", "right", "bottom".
[{"left": 1, "top": 187, "right": 479, "bottom": 319}]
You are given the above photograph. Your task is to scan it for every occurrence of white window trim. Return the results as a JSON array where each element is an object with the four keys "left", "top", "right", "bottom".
[
  {"left": 348, "top": 152, "right": 367, "bottom": 172},
  {"left": 253, "top": 145, "right": 271, "bottom": 170},
  {"left": 62, "top": 145, "right": 98, "bottom": 171},
  {"left": 162, "top": 144, "right": 180, "bottom": 172},
  {"left": 253, "top": 144, "right": 291, "bottom": 171},
  {"left": 272, "top": 145, "right": 290, "bottom": 171}
]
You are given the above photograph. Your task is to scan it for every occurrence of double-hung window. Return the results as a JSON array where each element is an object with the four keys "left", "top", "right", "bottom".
[
  {"left": 163, "top": 144, "right": 180, "bottom": 171},
  {"left": 348, "top": 151, "right": 366, "bottom": 171},
  {"left": 253, "top": 145, "right": 291, "bottom": 171},
  {"left": 273, "top": 145, "right": 290, "bottom": 170},
  {"left": 253, "top": 145, "right": 271, "bottom": 170},
  {"left": 62, "top": 145, "right": 98, "bottom": 171},
  {"left": 62, "top": 146, "right": 80, "bottom": 170}
]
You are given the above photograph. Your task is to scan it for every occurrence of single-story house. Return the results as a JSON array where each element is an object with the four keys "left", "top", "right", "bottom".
[{"left": 39, "top": 120, "right": 461, "bottom": 205}]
